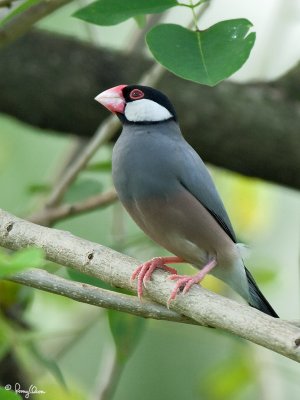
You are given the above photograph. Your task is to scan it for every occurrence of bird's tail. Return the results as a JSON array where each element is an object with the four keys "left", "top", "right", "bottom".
[{"left": 245, "top": 267, "right": 279, "bottom": 318}]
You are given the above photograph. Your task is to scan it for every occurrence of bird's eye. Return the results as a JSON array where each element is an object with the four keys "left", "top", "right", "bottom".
[{"left": 129, "top": 89, "right": 144, "bottom": 100}]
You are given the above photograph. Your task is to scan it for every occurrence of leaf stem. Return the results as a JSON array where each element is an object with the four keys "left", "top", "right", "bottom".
[
  {"left": 177, "top": 0, "right": 210, "bottom": 30},
  {"left": 177, "top": 0, "right": 208, "bottom": 9},
  {"left": 189, "top": 0, "right": 200, "bottom": 30}
]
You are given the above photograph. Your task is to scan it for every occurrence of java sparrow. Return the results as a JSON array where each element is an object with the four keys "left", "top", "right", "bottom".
[{"left": 95, "top": 84, "right": 278, "bottom": 317}]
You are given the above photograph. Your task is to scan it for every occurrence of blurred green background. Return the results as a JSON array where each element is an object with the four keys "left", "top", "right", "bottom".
[{"left": 0, "top": 1, "right": 300, "bottom": 399}]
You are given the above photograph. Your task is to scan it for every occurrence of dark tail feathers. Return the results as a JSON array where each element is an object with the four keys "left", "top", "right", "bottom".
[{"left": 245, "top": 267, "right": 279, "bottom": 318}]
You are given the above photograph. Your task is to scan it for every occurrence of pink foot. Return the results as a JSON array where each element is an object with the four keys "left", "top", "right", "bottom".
[
  {"left": 131, "top": 256, "right": 183, "bottom": 300},
  {"left": 167, "top": 258, "right": 217, "bottom": 307}
]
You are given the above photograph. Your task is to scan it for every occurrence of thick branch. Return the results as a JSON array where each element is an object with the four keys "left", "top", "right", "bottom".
[
  {"left": 0, "top": 30, "right": 300, "bottom": 189},
  {"left": 0, "top": 208, "right": 300, "bottom": 362}
]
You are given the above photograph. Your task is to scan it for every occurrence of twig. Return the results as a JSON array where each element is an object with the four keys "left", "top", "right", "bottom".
[
  {"left": 0, "top": 0, "right": 73, "bottom": 48},
  {"left": 1, "top": 208, "right": 300, "bottom": 363},
  {"left": 9, "top": 268, "right": 197, "bottom": 325},
  {"left": 45, "top": 115, "right": 120, "bottom": 208},
  {"left": 29, "top": 188, "right": 118, "bottom": 226},
  {"left": 0, "top": 0, "right": 15, "bottom": 8}
]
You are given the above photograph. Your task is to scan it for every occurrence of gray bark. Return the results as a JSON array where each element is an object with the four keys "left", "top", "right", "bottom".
[
  {"left": 1, "top": 208, "right": 300, "bottom": 363},
  {"left": 0, "top": 30, "right": 300, "bottom": 189}
]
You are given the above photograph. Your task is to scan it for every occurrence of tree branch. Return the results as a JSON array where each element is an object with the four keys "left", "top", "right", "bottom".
[
  {"left": 0, "top": 208, "right": 300, "bottom": 362},
  {"left": 0, "top": 0, "right": 15, "bottom": 8},
  {"left": 0, "top": 0, "right": 73, "bottom": 48},
  {"left": 45, "top": 116, "right": 119, "bottom": 208},
  {"left": 28, "top": 188, "right": 118, "bottom": 226},
  {"left": 0, "top": 30, "right": 299, "bottom": 189},
  {"left": 10, "top": 268, "right": 198, "bottom": 325}
]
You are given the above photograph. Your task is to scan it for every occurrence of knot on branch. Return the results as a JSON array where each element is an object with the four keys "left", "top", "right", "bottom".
[
  {"left": 86, "top": 251, "right": 95, "bottom": 263},
  {"left": 4, "top": 221, "right": 14, "bottom": 235}
]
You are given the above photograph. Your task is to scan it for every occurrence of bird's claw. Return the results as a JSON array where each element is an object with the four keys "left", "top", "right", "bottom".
[
  {"left": 131, "top": 257, "right": 178, "bottom": 299},
  {"left": 167, "top": 273, "right": 205, "bottom": 307}
]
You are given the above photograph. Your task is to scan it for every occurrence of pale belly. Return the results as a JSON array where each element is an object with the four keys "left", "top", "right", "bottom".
[{"left": 123, "top": 191, "right": 239, "bottom": 270}]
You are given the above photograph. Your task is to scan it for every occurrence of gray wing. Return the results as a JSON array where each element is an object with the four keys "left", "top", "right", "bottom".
[{"left": 177, "top": 141, "right": 237, "bottom": 243}]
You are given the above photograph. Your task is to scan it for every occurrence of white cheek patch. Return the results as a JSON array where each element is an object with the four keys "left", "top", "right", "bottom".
[{"left": 124, "top": 99, "right": 172, "bottom": 122}]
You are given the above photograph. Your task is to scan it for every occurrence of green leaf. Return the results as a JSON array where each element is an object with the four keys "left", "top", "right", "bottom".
[
  {"left": 108, "top": 310, "right": 145, "bottom": 364},
  {"left": 0, "top": 0, "right": 41, "bottom": 27},
  {"left": 86, "top": 160, "right": 112, "bottom": 172},
  {"left": 73, "top": 0, "right": 177, "bottom": 26},
  {"left": 27, "top": 183, "right": 50, "bottom": 195},
  {"left": 146, "top": 20, "right": 256, "bottom": 86},
  {"left": 0, "top": 248, "right": 44, "bottom": 278},
  {"left": 0, "top": 388, "right": 22, "bottom": 400},
  {"left": 64, "top": 178, "right": 103, "bottom": 203}
]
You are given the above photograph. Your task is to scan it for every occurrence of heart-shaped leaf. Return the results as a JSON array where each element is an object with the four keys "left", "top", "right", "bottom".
[
  {"left": 74, "top": 0, "right": 177, "bottom": 26},
  {"left": 146, "top": 20, "right": 256, "bottom": 86}
]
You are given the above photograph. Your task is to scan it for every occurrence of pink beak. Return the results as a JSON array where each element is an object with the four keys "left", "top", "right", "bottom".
[{"left": 95, "top": 84, "right": 127, "bottom": 113}]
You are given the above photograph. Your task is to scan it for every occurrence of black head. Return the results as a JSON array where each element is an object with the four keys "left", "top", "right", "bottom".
[{"left": 95, "top": 84, "right": 177, "bottom": 125}]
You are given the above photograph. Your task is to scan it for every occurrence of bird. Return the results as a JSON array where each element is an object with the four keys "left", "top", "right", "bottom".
[{"left": 95, "top": 84, "right": 278, "bottom": 318}]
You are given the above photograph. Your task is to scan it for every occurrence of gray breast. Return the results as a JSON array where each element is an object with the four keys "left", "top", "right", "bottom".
[{"left": 112, "top": 121, "right": 183, "bottom": 202}]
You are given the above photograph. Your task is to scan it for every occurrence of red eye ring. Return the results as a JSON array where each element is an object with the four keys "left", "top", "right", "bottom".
[{"left": 129, "top": 89, "right": 144, "bottom": 100}]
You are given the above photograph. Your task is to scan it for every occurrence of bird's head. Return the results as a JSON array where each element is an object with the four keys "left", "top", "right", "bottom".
[{"left": 95, "top": 84, "right": 177, "bottom": 124}]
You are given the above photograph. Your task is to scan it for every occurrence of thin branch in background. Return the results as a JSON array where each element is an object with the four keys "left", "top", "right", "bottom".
[
  {"left": 45, "top": 115, "right": 120, "bottom": 208},
  {"left": 1, "top": 209, "right": 300, "bottom": 363},
  {"left": 29, "top": 188, "right": 118, "bottom": 226},
  {"left": 0, "top": 0, "right": 73, "bottom": 48},
  {"left": 28, "top": 137, "right": 88, "bottom": 214}
]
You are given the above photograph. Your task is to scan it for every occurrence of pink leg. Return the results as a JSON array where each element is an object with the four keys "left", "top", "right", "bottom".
[
  {"left": 167, "top": 258, "right": 217, "bottom": 307},
  {"left": 131, "top": 256, "right": 184, "bottom": 300}
]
